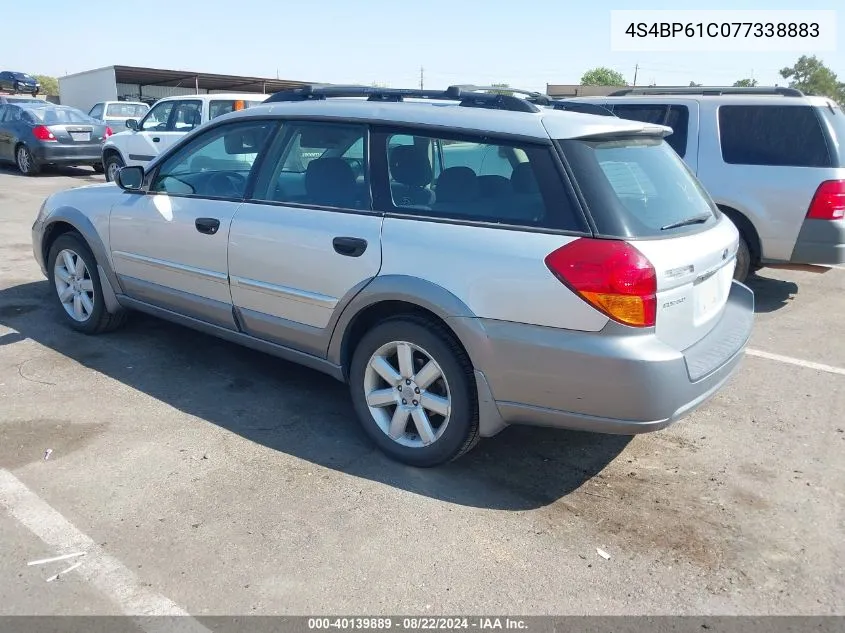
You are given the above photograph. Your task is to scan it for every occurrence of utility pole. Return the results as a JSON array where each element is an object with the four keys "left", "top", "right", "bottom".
[
  {"left": 633, "top": 63, "right": 639, "bottom": 86},
  {"left": 420, "top": 66, "right": 424, "bottom": 90}
]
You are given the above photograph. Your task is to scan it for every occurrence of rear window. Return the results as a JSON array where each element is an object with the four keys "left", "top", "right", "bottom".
[
  {"left": 817, "top": 103, "right": 845, "bottom": 167},
  {"left": 106, "top": 103, "right": 148, "bottom": 118},
  {"left": 559, "top": 136, "right": 718, "bottom": 238},
  {"left": 25, "top": 106, "right": 96, "bottom": 125},
  {"left": 718, "top": 105, "right": 831, "bottom": 167},
  {"left": 209, "top": 99, "right": 264, "bottom": 120}
]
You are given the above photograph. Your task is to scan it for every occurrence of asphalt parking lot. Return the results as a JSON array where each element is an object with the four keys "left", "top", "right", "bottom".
[{"left": 0, "top": 166, "right": 843, "bottom": 618}]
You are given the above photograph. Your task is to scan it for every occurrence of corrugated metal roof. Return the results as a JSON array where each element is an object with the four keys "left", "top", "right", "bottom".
[{"left": 112, "top": 65, "right": 313, "bottom": 94}]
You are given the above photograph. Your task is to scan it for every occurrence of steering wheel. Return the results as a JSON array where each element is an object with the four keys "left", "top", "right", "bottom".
[{"left": 206, "top": 172, "right": 246, "bottom": 198}]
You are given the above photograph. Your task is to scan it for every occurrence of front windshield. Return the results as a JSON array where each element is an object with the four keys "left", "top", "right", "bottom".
[{"left": 13, "top": 73, "right": 35, "bottom": 81}]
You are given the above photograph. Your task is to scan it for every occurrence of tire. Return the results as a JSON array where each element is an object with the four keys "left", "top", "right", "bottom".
[
  {"left": 46, "top": 232, "right": 127, "bottom": 334},
  {"left": 349, "top": 316, "right": 480, "bottom": 467},
  {"left": 15, "top": 144, "right": 40, "bottom": 176},
  {"left": 733, "top": 235, "right": 751, "bottom": 283},
  {"left": 104, "top": 153, "right": 124, "bottom": 183},
  {"left": 92, "top": 162, "right": 105, "bottom": 174},
  {"left": 31, "top": 90, "right": 38, "bottom": 98}
]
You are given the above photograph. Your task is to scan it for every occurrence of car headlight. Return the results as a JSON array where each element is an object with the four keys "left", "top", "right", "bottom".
[{"left": 34, "top": 199, "right": 49, "bottom": 225}]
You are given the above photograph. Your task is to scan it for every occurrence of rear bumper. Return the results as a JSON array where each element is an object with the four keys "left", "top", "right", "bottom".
[
  {"left": 790, "top": 218, "right": 845, "bottom": 265},
  {"left": 31, "top": 144, "right": 103, "bottom": 165},
  {"left": 472, "top": 281, "right": 755, "bottom": 437}
]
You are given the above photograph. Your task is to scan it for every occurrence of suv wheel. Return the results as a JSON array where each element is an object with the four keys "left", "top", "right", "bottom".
[
  {"left": 349, "top": 317, "right": 480, "bottom": 467},
  {"left": 104, "top": 154, "right": 124, "bottom": 182},
  {"left": 734, "top": 235, "right": 751, "bottom": 283},
  {"left": 47, "top": 233, "right": 127, "bottom": 334}
]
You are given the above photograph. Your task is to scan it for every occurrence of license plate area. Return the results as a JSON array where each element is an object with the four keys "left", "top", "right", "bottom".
[
  {"left": 694, "top": 269, "right": 723, "bottom": 320},
  {"left": 70, "top": 132, "right": 91, "bottom": 142}
]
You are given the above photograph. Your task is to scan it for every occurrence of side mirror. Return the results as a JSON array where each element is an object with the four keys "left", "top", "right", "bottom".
[
  {"left": 116, "top": 165, "right": 144, "bottom": 192},
  {"left": 125, "top": 118, "right": 138, "bottom": 131}
]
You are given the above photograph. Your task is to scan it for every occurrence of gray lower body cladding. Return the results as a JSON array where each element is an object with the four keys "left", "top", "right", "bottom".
[
  {"left": 790, "top": 218, "right": 845, "bottom": 265},
  {"left": 470, "top": 281, "right": 754, "bottom": 436}
]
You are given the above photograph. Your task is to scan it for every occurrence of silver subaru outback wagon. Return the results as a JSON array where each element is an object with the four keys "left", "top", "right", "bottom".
[{"left": 31, "top": 85, "right": 755, "bottom": 467}]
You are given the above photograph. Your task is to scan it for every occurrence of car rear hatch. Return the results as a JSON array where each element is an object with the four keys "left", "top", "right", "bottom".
[{"left": 557, "top": 129, "right": 740, "bottom": 352}]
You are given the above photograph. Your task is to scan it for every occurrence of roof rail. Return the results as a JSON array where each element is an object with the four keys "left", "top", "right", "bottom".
[
  {"left": 607, "top": 86, "right": 804, "bottom": 97},
  {"left": 264, "top": 84, "right": 543, "bottom": 113}
]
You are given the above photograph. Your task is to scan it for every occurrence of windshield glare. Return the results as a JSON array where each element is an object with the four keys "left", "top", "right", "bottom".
[
  {"left": 106, "top": 103, "right": 149, "bottom": 118},
  {"left": 559, "top": 136, "right": 717, "bottom": 238}
]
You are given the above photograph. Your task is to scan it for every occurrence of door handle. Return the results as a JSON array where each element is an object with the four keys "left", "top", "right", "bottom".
[
  {"left": 195, "top": 217, "right": 220, "bottom": 235},
  {"left": 152, "top": 137, "right": 160, "bottom": 143},
  {"left": 333, "top": 237, "right": 368, "bottom": 257}
]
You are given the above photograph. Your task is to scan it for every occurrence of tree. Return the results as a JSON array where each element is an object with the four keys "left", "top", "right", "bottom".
[
  {"left": 580, "top": 67, "right": 626, "bottom": 87},
  {"left": 34, "top": 75, "right": 58, "bottom": 96},
  {"left": 733, "top": 78, "right": 758, "bottom": 87},
  {"left": 779, "top": 55, "right": 844, "bottom": 102}
]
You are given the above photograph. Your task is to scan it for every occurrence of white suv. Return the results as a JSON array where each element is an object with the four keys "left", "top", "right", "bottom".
[
  {"left": 32, "top": 85, "right": 754, "bottom": 466},
  {"left": 572, "top": 86, "right": 845, "bottom": 281},
  {"left": 101, "top": 93, "right": 266, "bottom": 182}
]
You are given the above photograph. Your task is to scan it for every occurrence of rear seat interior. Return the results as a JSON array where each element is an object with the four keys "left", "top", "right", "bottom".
[{"left": 388, "top": 145, "right": 545, "bottom": 223}]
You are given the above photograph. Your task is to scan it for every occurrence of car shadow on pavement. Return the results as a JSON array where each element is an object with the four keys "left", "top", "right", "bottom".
[
  {"left": 0, "top": 164, "right": 102, "bottom": 180},
  {"left": 744, "top": 274, "right": 798, "bottom": 313},
  {"left": 0, "top": 281, "right": 631, "bottom": 511}
]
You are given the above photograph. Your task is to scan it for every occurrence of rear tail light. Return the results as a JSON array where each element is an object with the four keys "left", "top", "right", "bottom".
[
  {"left": 32, "top": 125, "right": 56, "bottom": 142},
  {"left": 807, "top": 180, "right": 845, "bottom": 220},
  {"left": 104, "top": 127, "right": 113, "bottom": 139},
  {"left": 545, "top": 238, "right": 657, "bottom": 328}
]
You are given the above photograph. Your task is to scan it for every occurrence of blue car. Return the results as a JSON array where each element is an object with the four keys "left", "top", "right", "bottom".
[{"left": 0, "top": 71, "right": 40, "bottom": 96}]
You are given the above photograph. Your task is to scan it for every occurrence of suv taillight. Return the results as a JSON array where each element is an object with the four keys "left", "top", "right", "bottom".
[
  {"left": 807, "top": 180, "right": 845, "bottom": 220},
  {"left": 32, "top": 125, "right": 56, "bottom": 142},
  {"left": 104, "top": 127, "right": 113, "bottom": 139},
  {"left": 545, "top": 238, "right": 657, "bottom": 328}
]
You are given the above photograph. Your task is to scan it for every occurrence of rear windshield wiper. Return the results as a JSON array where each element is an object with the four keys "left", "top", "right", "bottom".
[{"left": 661, "top": 214, "right": 711, "bottom": 231}]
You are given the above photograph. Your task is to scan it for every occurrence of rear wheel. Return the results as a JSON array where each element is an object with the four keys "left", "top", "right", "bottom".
[
  {"left": 15, "top": 145, "right": 40, "bottom": 176},
  {"left": 104, "top": 154, "right": 124, "bottom": 182},
  {"left": 349, "top": 317, "right": 480, "bottom": 467}
]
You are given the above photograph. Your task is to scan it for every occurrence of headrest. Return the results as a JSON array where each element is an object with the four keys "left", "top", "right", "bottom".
[
  {"left": 305, "top": 158, "right": 357, "bottom": 207},
  {"left": 390, "top": 145, "right": 433, "bottom": 187},
  {"left": 436, "top": 166, "right": 479, "bottom": 203}
]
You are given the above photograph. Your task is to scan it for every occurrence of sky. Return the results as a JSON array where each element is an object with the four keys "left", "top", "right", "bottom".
[{"left": 1, "top": 0, "right": 842, "bottom": 93}]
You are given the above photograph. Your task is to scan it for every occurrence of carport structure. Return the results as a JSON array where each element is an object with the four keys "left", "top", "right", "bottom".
[
  {"left": 112, "top": 65, "right": 314, "bottom": 102},
  {"left": 58, "top": 64, "right": 315, "bottom": 112}
]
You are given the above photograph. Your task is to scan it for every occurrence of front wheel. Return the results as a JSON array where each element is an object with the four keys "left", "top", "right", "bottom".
[
  {"left": 46, "top": 233, "right": 127, "bottom": 334},
  {"left": 104, "top": 154, "right": 124, "bottom": 182},
  {"left": 349, "top": 317, "right": 480, "bottom": 467},
  {"left": 734, "top": 235, "right": 751, "bottom": 283}
]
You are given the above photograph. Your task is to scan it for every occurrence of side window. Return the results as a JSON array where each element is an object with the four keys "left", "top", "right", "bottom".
[
  {"left": 612, "top": 104, "right": 689, "bottom": 157},
  {"left": 252, "top": 121, "right": 370, "bottom": 210},
  {"left": 5, "top": 107, "right": 23, "bottom": 123},
  {"left": 150, "top": 121, "right": 276, "bottom": 199},
  {"left": 89, "top": 103, "right": 104, "bottom": 119},
  {"left": 140, "top": 101, "right": 174, "bottom": 131},
  {"left": 171, "top": 100, "right": 202, "bottom": 131},
  {"left": 719, "top": 105, "right": 831, "bottom": 167},
  {"left": 382, "top": 131, "right": 586, "bottom": 231}
]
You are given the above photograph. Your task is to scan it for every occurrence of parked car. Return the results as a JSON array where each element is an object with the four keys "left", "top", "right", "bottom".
[
  {"left": 32, "top": 85, "right": 754, "bottom": 466},
  {"left": 88, "top": 101, "right": 150, "bottom": 134},
  {"left": 101, "top": 93, "right": 266, "bottom": 182},
  {"left": 571, "top": 87, "right": 845, "bottom": 281},
  {"left": 0, "top": 102, "right": 111, "bottom": 175},
  {"left": 0, "top": 71, "right": 40, "bottom": 96}
]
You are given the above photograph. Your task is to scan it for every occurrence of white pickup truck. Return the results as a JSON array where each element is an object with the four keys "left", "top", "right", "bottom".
[{"left": 101, "top": 93, "right": 266, "bottom": 181}]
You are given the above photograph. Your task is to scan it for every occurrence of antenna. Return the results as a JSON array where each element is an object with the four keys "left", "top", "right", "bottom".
[{"left": 420, "top": 66, "right": 424, "bottom": 90}]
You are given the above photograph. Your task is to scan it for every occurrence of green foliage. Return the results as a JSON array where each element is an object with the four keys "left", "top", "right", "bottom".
[
  {"left": 733, "top": 78, "right": 758, "bottom": 87},
  {"left": 779, "top": 55, "right": 844, "bottom": 102},
  {"left": 33, "top": 75, "right": 58, "bottom": 95},
  {"left": 580, "top": 67, "right": 627, "bottom": 87}
]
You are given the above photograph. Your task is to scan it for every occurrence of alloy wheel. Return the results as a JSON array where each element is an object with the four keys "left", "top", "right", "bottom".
[
  {"left": 363, "top": 340, "right": 452, "bottom": 448},
  {"left": 53, "top": 249, "right": 95, "bottom": 322}
]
